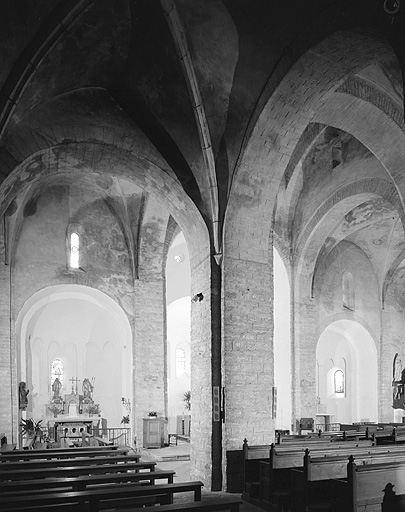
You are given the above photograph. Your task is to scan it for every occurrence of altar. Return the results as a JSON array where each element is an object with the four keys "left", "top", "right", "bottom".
[
  {"left": 48, "top": 416, "right": 100, "bottom": 444},
  {"left": 45, "top": 376, "right": 101, "bottom": 445}
]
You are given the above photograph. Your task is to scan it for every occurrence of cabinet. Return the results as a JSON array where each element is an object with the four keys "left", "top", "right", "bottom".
[{"left": 143, "top": 417, "right": 167, "bottom": 448}]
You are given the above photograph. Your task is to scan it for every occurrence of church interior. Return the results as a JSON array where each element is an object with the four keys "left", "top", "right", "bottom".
[{"left": 2, "top": 1, "right": 405, "bottom": 509}]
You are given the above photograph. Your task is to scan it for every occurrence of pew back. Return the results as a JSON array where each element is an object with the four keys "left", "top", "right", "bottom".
[
  {"left": 0, "top": 460, "right": 156, "bottom": 480},
  {"left": 333, "top": 457, "right": 405, "bottom": 511},
  {"left": 0, "top": 447, "right": 129, "bottom": 461},
  {"left": 0, "top": 453, "right": 139, "bottom": 471}
]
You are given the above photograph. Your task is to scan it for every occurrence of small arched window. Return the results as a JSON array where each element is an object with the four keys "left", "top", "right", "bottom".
[
  {"left": 342, "top": 271, "right": 355, "bottom": 311},
  {"left": 67, "top": 223, "right": 86, "bottom": 271},
  {"left": 176, "top": 348, "right": 186, "bottom": 375},
  {"left": 70, "top": 232, "right": 80, "bottom": 269},
  {"left": 334, "top": 369, "right": 344, "bottom": 394},
  {"left": 51, "top": 358, "right": 64, "bottom": 388}
]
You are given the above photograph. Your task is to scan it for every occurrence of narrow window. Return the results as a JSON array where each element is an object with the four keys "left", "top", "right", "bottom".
[
  {"left": 66, "top": 223, "right": 86, "bottom": 271},
  {"left": 176, "top": 348, "right": 186, "bottom": 375},
  {"left": 70, "top": 232, "right": 80, "bottom": 269},
  {"left": 342, "top": 271, "right": 355, "bottom": 310},
  {"left": 51, "top": 358, "right": 64, "bottom": 388},
  {"left": 334, "top": 369, "right": 344, "bottom": 394}
]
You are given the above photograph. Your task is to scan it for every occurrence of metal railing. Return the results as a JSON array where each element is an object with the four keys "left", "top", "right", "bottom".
[
  {"left": 91, "top": 426, "right": 131, "bottom": 447},
  {"left": 315, "top": 423, "right": 341, "bottom": 432}
]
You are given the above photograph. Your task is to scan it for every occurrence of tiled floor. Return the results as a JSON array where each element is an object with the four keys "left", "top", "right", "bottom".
[{"left": 139, "top": 441, "right": 264, "bottom": 511}]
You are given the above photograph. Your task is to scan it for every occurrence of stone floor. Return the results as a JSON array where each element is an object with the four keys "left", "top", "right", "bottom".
[{"left": 139, "top": 441, "right": 264, "bottom": 511}]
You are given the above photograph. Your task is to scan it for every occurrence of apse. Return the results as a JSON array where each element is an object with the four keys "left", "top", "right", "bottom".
[
  {"left": 17, "top": 285, "right": 132, "bottom": 428},
  {"left": 316, "top": 319, "right": 378, "bottom": 426}
]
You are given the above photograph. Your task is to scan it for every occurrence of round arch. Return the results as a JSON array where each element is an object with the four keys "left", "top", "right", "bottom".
[
  {"left": 16, "top": 284, "right": 133, "bottom": 429},
  {"left": 316, "top": 319, "right": 378, "bottom": 426},
  {"left": 224, "top": 30, "right": 399, "bottom": 261}
]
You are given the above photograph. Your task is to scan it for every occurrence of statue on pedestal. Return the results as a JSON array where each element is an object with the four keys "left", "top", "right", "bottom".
[
  {"left": 82, "top": 378, "right": 94, "bottom": 402},
  {"left": 19, "top": 381, "right": 29, "bottom": 410},
  {"left": 393, "top": 353, "right": 405, "bottom": 408},
  {"left": 52, "top": 377, "right": 62, "bottom": 401}
]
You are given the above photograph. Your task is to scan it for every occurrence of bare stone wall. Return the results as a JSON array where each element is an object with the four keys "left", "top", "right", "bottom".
[
  {"left": 294, "top": 241, "right": 382, "bottom": 427},
  {"left": 380, "top": 307, "right": 405, "bottom": 422},
  {"left": 9, "top": 185, "right": 136, "bottom": 440},
  {"left": 133, "top": 278, "right": 166, "bottom": 446},
  {"left": 0, "top": 240, "right": 13, "bottom": 441},
  {"left": 222, "top": 255, "right": 274, "bottom": 453},
  {"left": 189, "top": 253, "right": 213, "bottom": 488},
  {"left": 292, "top": 298, "right": 318, "bottom": 430}
]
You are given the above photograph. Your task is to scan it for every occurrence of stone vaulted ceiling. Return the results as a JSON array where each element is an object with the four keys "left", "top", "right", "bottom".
[{"left": 1, "top": 0, "right": 405, "bottom": 279}]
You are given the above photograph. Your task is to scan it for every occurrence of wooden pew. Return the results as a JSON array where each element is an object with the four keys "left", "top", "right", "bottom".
[
  {"left": 0, "top": 447, "right": 130, "bottom": 461},
  {"left": 120, "top": 495, "right": 243, "bottom": 511},
  {"left": 0, "top": 460, "right": 156, "bottom": 481},
  {"left": 0, "top": 480, "right": 204, "bottom": 511},
  {"left": 10, "top": 498, "right": 243, "bottom": 512},
  {"left": 241, "top": 438, "right": 374, "bottom": 506},
  {"left": 376, "top": 426, "right": 405, "bottom": 445},
  {"left": 276, "top": 429, "right": 370, "bottom": 445},
  {"left": 0, "top": 433, "right": 16, "bottom": 452},
  {"left": 258, "top": 443, "right": 405, "bottom": 510},
  {"left": 332, "top": 455, "right": 405, "bottom": 511},
  {"left": 0, "top": 468, "right": 176, "bottom": 494},
  {"left": 290, "top": 448, "right": 405, "bottom": 511},
  {"left": 0, "top": 453, "right": 140, "bottom": 471}
]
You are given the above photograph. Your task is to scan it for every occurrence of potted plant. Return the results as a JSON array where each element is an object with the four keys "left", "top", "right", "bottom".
[
  {"left": 85, "top": 403, "right": 100, "bottom": 416},
  {"left": 183, "top": 391, "right": 191, "bottom": 412},
  {"left": 20, "top": 418, "right": 46, "bottom": 448}
]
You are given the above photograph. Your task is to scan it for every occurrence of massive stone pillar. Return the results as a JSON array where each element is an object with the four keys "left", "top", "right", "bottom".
[
  {"left": 222, "top": 255, "right": 274, "bottom": 453},
  {"left": 133, "top": 277, "right": 166, "bottom": 445},
  {"left": 133, "top": 197, "right": 168, "bottom": 448},
  {"left": 188, "top": 252, "right": 214, "bottom": 487},
  {"left": 0, "top": 239, "right": 14, "bottom": 441},
  {"left": 291, "top": 293, "right": 318, "bottom": 432}
]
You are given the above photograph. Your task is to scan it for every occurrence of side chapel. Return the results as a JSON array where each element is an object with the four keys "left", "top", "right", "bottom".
[{"left": 2, "top": 0, "right": 405, "bottom": 492}]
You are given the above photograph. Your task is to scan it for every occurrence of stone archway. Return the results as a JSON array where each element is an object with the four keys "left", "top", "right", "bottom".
[
  {"left": 16, "top": 285, "right": 132, "bottom": 435},
  {"left": 316, "top": 320, "right": 378, "bottom": 427}
]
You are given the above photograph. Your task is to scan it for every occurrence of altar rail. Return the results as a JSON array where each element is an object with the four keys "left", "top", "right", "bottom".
[
  {"left": 91, "top": 427, "right": 131, "bottom": 447},
  {"left": 19, "top": 426, "right": 131, "bottom": 448},
  {"left": 315, "top": 423, "right": 340, "bottom": 432}
]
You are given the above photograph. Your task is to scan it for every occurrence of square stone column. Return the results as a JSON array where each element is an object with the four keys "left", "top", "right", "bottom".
[{"left": 222, "top": 256, "right": 274, "bottom": 452}]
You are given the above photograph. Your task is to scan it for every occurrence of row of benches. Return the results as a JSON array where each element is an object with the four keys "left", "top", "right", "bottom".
[
  {"left": 242, "top": 426, "right": 405, "bottom": 511},
  {"left": 0, "top": 444, "right": 241, "bottom": 511}
]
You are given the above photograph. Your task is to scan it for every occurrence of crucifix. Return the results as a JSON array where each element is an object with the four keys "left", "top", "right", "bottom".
[{"left": 69, "top": 377, "right": 80, "bottom": 395}]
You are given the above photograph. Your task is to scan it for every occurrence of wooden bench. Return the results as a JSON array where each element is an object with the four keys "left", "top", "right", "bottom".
[
  {"left": 276, "top": 429, "right": 369, "bottom": 444},
  {"left": 0, "top": 460, "right": 156, "bottom": 481},
  {"left": 332, "top": 455, "right": 405, "bottom": 511},
  {"left": 0, "top": 480, "right": 204, "bottom": 511},
  {"left": 0, "top": 447, "right": 129, "bottom": 461},
  {"left": 377, "top": 426, "right": 405, "bottom": 445},
  {"left": 119, "top": 495, "right": 243, "bottom": 511},
  {"left": 257, "top": 443, "right": 405, "bottom": 510},
  {"left": 0, "top": 453, "right": 140, "bottom": 471},
  {"left": 0, "top": 433, "right": 16, "bottom": 452},
  {"left": 241, "top": 438, "right": 375, "bottom": 504},
  {"left": 290, "top": 448, "right": 405, "bottom": 511},
  {"left": 0, "top": 468, "right": 176, "bottom": 494}
]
